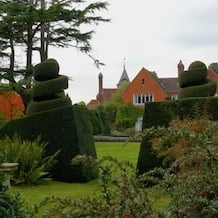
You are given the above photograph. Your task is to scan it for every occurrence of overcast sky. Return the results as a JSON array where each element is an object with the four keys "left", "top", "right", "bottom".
[{"left": 48, "top": 0, "right": 218, "bottom": 104}]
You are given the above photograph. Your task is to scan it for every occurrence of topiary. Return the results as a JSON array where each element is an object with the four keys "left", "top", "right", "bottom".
[
  {"left": 179, "top": 60, "right": 217, "bottom": 98},
  {"left": 27, "top": 59, "right": 71, "bottom": 115},
  {"left": 33, "top": 59, "right": 60, "bottom": 81}
]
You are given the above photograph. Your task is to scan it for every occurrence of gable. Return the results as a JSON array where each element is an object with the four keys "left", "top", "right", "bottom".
[{"left": 121, "top": 68, "right": 168, "bottom": 103}]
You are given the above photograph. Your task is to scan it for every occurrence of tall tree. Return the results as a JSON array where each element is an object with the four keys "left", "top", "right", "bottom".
[{"left": 0, "top": 0, "right": 109, "bottom": 109}]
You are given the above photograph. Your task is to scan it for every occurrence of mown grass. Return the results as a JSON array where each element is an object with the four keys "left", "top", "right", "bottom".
[{"left": 10, "top": 141, "right": 170, "bottom": 210}]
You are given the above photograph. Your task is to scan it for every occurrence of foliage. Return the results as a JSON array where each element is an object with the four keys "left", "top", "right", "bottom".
[
  {"left": 88, "top": 109, "right": 104, "bottom": 135},
  {"left": 111, "top": 81, "right": 129, "bottom": 103},
  {"left": 0, "top": 153, "right": 30, "bottom": 217},
  {"left": 0, "top": 134, "right": 58, "bottom": 185},
  {"left": 31, "top": 157, "right": 155, "bottom": 218},
  {"left": 0, "top": 91, "right": 24, "bottom": 120},
  {"left": 136, "top": 129, "right": 163, "bottom": 176},
  {"left": 141, "top": 117, "right": 218, "bottom": 217},
  {"left": 27, "top": 59, "right": 71, "bottom": 115},
  {"left": 95, "top": 104, "right": 111, "bottom": 134},
  {"left": 142, "top": 96, "right": 218, "bottom": 128},
  {"left": 115, "top": 103, "right": 143, "bottom": 130},
  {"left": 179, "top": 79, "right": 217, "bottom": 99},
  {"left": 71, "top": 155, "right": 98, "bottom": 182},
  {"left": 179, "top": 60, "right": 217, "bottom": 98}
]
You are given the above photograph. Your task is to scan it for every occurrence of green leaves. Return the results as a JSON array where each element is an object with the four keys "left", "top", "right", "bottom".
[
  {"left": 141, "top": 117, "right": 218, "bottom": 217},
  {"left": 0, "top": 134, "right": 58, "bottom": 184}
]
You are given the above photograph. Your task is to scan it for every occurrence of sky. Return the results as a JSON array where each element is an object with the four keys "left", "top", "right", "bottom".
[{"left": 48, "top": 0, "right": 218, "bottom": 104}]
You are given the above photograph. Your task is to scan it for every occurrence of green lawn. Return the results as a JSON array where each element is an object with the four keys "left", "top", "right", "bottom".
[{"left": 10, "top": 141, "right": 170, "bottom": 210}]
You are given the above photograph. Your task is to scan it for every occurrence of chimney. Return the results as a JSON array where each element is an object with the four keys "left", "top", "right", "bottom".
[
  {"left": 178, "top": 60, "right": 184, "bottom": 77},
  {"left": 98, "top": 73, "right": 103, "bottom": 103}
]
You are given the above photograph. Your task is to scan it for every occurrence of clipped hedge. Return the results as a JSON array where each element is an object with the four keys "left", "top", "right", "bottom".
[
  {"left": 179, "top": 79, "right": 217, "bottom": 99},
  {"left": 0, "top": 105, "right": 97, "bottom": 182},
  {"left": 143, "top": 97, "right": 218, "bottom": 129},
  {"left": 137, "top": 135, "right": 162, "bottom": 175},
  {"left": 179, "top": 60, "right": 216, "bottom": 98},
  {"left": 27, "top": 97, "right": 71, "bottom": 115},
  {"left": 88, "top": 110, "right": 104, "bottom": 135},
  {"left": 34, "top": 59, "right": 59, "bottom": 81},
  {"left": 33, "top": 75, "right": 68, "bottom": 97},
  {"left": 179, "top": 69, "right": 207, "bottom": 88}
]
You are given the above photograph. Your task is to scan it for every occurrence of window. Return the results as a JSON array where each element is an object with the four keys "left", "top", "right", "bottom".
[
  {"left": 170, "top": 95, "right": 178, "bottom": 100},
  {"left": 133, "top": 94, "right": 154, "bottom": 105},
  {"left": 142, "top": 78, "right": 145, "bottom": 86}
]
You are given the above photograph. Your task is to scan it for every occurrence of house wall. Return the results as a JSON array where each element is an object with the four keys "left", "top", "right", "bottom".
[{"left": 121, "top": 68, "right": 168, "bottom": 105}]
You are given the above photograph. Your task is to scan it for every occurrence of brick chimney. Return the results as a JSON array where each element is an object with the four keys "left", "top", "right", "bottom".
[{"left": 178, "top": 60, "right": 184, "bottom": 77}]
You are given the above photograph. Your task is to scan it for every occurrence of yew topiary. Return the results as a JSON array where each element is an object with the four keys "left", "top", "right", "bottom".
[
  {"left": 179, "top": 60, "right": 217, "bottom": 98},
  {"left": 34, "top": 59, "right": 59, "bottom": 81},
  {"left": 27, "top": 59, "right": 71, "bottom": 115}
]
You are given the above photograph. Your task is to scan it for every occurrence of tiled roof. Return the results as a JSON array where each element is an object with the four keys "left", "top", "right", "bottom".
[
  {"left": 100, "top": 88, "right": 116, "bottom": 103},
  {"left": 87, "top": 99, "right": 98, "bottom": 108},
  {"left": 159, "top": 78, "right": 181, "bottom": 94}
]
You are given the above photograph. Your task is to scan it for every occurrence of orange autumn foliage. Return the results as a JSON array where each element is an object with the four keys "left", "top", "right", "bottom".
[{"left": 0, "top": 91, "right": 24, "bottom": 121}]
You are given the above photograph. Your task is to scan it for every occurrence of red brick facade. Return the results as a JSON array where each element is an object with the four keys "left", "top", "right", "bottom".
[{"left": 121, "top": 68, "right": 168, "bottom": 106}]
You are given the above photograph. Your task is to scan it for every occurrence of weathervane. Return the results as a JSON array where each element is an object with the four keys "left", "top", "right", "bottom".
[{"left": 123, "top": 58, "right": 126, "bottom": 69}]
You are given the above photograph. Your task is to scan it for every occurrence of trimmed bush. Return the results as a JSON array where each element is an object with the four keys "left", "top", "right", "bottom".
[
  {"left": 179, "top": 79, "right": 217, "bottom": 98},
  {"left": 34, "top": 59, "right": 59, "bottom": 81},
  {"left": 26, "top": 97, "right": 71, "bottom": 115},
  {"left": 137, "top": 131, "right": 162, "bottom": 175},
  {"left": 143, "top": 101, "right": 177, "bottom": 129},
  {"left": 27, "top": 59, "right": 70, "bottom": 115},
  {"left": 33, "top": 75, "right": 68, "bottom": 98},
  {"left": 179, "top": 60, "right": 217, "bottom": 98},
  {"left": 88, "top": 109, "right": 103, "bottom": 135},
  {"left": 142, "top": 97, "right": 218, "bottom": 128},
  {"left": 180, "top": 69, "right": 207, "bottom": 88},
  {"left": 0, "top": 105, "right": 97, "bottom": 182}
]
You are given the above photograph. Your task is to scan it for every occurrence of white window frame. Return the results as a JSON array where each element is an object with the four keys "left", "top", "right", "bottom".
[{"left": 133, "top": 93, "right": 154, "bottom": 105}]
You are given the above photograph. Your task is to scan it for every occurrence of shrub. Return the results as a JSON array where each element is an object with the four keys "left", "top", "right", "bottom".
[
  {"left": 0, "top": 134, "right": 58, "bottom": 185},
  {"left": 142, "top": 97, "right": 218, "bottom": 128},
  {"left": 180, "top": 61, "right": 207, "bottom": 88},
  {"left": 88, "top": 109, "right": 104, "bottom": 135},
  {"left": 179, "top": 60, "right": 217, "bottom": 98},
  {"left": 140, "top": 117, "right": 218, "bottom": 217},
  {"left": 33, "top": 59, "right": 59, "bottom": 81},
  {"left": 32, "top": 157, "right": 155, "bottom": 217},
  {"left": 115, "top": 103, "right": 143, "bottom": 130}
]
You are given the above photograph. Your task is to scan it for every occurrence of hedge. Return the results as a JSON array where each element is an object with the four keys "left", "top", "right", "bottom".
[
  {"left": 33, "top": 75, "right": 68, "bottom": 98},
  {"left": 0, "top": 105, "right": 98, "bottom": 182},
  {"left": 34, "top": 59, "right": 59, "bottom": 81},
  {"left": 179, "top": 79, "right": 217, "bottom": 99},
  {"left": 143, "top": 97, "right": 218, "bottom": 129}
]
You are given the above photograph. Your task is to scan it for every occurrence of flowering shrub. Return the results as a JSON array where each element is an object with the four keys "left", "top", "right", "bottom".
[{"left": 142, "top": 117, "right": 218, "bottom": 217}]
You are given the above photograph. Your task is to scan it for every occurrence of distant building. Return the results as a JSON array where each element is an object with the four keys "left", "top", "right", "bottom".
[{"left": 87, "top": 60, "right": 218, "bottom": 108}]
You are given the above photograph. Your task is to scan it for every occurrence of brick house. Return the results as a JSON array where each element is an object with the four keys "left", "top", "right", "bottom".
[{"left": 87, "top": 60, "right": 218, "bottom": 108}]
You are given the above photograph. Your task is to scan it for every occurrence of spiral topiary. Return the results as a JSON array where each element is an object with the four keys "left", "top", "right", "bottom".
[
  {"left": 27, "top": 59, "right": 71, "bottom": 115},
  {"left": 179, "top": 61, "right": 217, "bottom": 99}
]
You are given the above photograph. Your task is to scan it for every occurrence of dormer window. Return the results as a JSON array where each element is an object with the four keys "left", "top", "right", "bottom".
[{"left": 142, "top": 78, "right": 145, "bottom": 86}]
